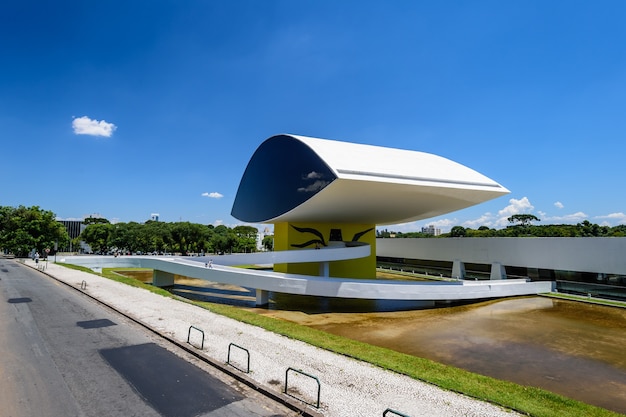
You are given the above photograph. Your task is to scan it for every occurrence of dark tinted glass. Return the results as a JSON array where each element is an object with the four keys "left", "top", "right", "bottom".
[{"left": 231, "top": 135, "right": 337, "bottom": 222}]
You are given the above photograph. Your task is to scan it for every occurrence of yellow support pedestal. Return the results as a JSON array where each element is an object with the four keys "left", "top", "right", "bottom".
[{"left": 274, "top": 222, "right": 376, "bottom": 279}]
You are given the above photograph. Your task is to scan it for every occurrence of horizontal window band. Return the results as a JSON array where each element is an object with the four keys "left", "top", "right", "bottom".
[{"left": 336, "top": 169, "right": 504, "bottom": 188}]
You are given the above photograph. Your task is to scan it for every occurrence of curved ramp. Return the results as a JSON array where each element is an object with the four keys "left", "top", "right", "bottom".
[{"left": 59, "top": 245, "right": 552, "bottom": 305}]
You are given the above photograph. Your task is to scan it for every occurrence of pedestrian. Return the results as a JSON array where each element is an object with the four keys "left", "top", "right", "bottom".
[
  {"left": 35, "top": 251, "right": 40, "bottom": 264},
  {"left": 208, "top": 259, "right": 213, "bottom": 269}
]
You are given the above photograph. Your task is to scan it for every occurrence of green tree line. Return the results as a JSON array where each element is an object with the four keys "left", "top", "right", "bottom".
[
  {"left": 378, "top": 216, "right": 626, "bottom": 238},
  {"left": 4, "top": 206, "right": 624, "bottom": 258},
  {"left": 0, "top": 205, "right": 274, "bottom": 257},
  {"left": 81, "top": 221, "right": 266, "bottom": 255}
]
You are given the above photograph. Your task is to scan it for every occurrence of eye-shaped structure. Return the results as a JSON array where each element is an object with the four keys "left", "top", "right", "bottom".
[{"left": 231, "top": 134, "right": 509, "bottom": 225}]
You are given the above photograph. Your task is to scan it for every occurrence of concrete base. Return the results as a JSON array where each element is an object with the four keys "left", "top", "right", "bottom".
[
  {"left": 256, "top": 289, "right": 269, "bottom": 306},
  {"left": 319, "top": 261, "right": 329, "bottom": 277},
  {"left": 452, "top": 259, "right": 465, "bottom": 279},
  {"left": 153, "top": 270, "right": 175, "bottom": 287},
  {"left": 490, "top": 262, "right": 507, "bottom": 280},
  {"left": 527, "top": 267, "right": 540, "bottom": 280}
]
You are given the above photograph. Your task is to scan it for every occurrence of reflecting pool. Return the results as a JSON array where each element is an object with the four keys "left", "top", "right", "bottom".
[{"left": 258, "top": 296, "right": 626, "bottom": 414}]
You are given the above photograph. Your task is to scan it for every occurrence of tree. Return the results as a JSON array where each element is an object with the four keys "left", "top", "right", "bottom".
[
  {"left": 507, "top": 214, "right": 540, "bottom": 227},
  {"left": 376, "top": 229, "right": 391, "bottom": 238},
  {"left": 81, "top": 223, "right": 113, "bottom": 253},
  {"left": 505, "top": 214, "right": 541, "bottom": 237},
  {"left": 575, "top": 220, "right": 607, "bottom": 237},
  {"left": 185, "top": 223, "right": 211, "bottom": 254},
  {"left": 211, "top": 225, "right": 237, "bottom": 254},
  {"left": 170, "top": 222, "right": 193, "bottom": 253},
  {"left": 262, "top": 235, "right": 274, "bottom": 251},
  {"left": 0, "top": 205, "right": 69, "bottom": 257},
  {"left": 465, "top": 226, "right": 496, "bottom": 237},
  {"left": 450, "top": 226, "right": 466, "bottom": 237},
  {"left": 84, "top": 216, "right": 110, "bottom": 225},
  {"left": 609, "top": 225, "right": 626, "bottom": 237},
  {"left": 233, "top": 225, "right": 258, "bottom": 253}
]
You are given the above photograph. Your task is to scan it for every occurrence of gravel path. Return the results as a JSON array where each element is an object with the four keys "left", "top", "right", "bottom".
[{"left": 27, "top": 259, "right": 521, "bottom": 417}]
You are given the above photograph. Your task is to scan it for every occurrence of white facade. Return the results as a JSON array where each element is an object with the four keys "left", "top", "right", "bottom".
[
  {"left": 421, "top": 225, "right": 441, "bottom": 236},
  {"left": 377, "top": 237, "right": 626, "bottom": 275}
]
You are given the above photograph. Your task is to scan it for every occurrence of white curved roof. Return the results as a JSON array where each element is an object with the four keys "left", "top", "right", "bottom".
[
  {"left": 272, "top": 135, "right": 509, "bottom": 225},
  {"left": 231, "top": 134, "right": 509, "bottom": 225},
  {"left": 292, "top": 135, "right": 500, "bottom": 189}
]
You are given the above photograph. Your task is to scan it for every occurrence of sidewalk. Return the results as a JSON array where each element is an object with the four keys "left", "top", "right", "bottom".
[{"left": 24, "top": 259, "right": 519, "bottom": 417}]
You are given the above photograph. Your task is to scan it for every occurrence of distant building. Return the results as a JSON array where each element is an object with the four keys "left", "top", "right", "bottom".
[
  {"left": 421, "top": 225, "right": 441, "bottom": 236},
  {"left": 57, "top": 219, "right": 89, "bottom": 253},
  {"left": 151, "top": 213, "right": 160, "bottom": 221},
  {"left": 259, "top": 227, "right": 273, "bottom": 250},
  {"left": 58, "top": 220, "right": 84, "bottom": 241}
]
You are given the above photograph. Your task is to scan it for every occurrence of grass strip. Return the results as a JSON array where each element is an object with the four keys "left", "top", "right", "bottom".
[
  {"left": 540, "top": 292, "right": 626, "bottom": 308},
  {"left": 60, "top": 264, "right": 621, "bottom": 417}
]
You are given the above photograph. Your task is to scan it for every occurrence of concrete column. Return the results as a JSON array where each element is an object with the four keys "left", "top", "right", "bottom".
[
  {"left": 452, "top": 259, "right": 465, "bottom": 279},
  {"left": 152, "top": 270, "right": 175, "bottom": 287},
  {"left": 256, "top": 289, "right": 269, "bottom": 306},
  {"left": 527, "top": 267, "right": 540, "bottom": 280},
  {"left": 319, "top": 261, "right": 330, "bottom": 277},
  {"left": 490, "top": 262, "right": 507, "bottom": 280}
]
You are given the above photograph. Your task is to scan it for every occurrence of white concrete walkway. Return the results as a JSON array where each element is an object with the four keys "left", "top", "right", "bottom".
[{"left": 57, "top": 248, "right": 553, "bottom": 305}]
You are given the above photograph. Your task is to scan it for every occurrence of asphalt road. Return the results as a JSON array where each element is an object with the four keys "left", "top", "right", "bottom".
[{"left": 0, "top": 259, "right": 296, "bottom": 417}]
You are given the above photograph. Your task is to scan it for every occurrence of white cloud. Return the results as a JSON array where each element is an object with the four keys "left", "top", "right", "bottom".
[
  {"left": 430, "top": 218, "right": 459, "bottom": 229},
  {"left": 494, "top": 197, "right": 535, "bottom": 227},
  {"left": 462, "top": 213, "right": 495, "bottom": 229},
  {"left": 497, "top": 197, "right": 534, "bottom": 217},
  {"left": 72, "top": 116, "right": 117, "bottom": 137},
  {"left": 595, "top": 212, "right": 626, "bottom": 220},
  {"left": 543, "top": 212, "right": 588, "bottom": 223},
  {"left": 595, "top": 212, "right": 626, "bottom": 224},
  {"left": 554, "top": 201, "right": 564, "bottom": 209},
  {"left": 202, "top": 192, "right": 223, "bottom": 199},
  {"left": 298, "top": 180, "right": 329, "bottom": 193},
  {"left": 379, "top": 221, "right": 418, "bottom": 233},
  {"left": 304, "top": 171, "right": 323, "bottom": 179}
]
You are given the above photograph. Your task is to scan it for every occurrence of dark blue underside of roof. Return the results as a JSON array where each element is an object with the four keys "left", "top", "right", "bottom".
[{"left": 231, "top": 135, "right": 337, "bottom": 223}]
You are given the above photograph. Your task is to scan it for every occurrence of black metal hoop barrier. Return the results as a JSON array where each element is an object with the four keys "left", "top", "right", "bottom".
[
  {"left": 186, "top": 325, "right": 205, "bottom": 350},
  {"left": 227, "top": 342, "right": 250, "bottom": 373},
  {"left": 284, "top": 367, "right": 321, "bottom": 408},
  {"left": 383, "top": 408, "right": 411, "bottom": 417}
]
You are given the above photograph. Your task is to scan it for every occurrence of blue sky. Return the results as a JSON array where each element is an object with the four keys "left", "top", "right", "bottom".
[{"left": 2, "top": 1, "right": 626, "bottom": 233}]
